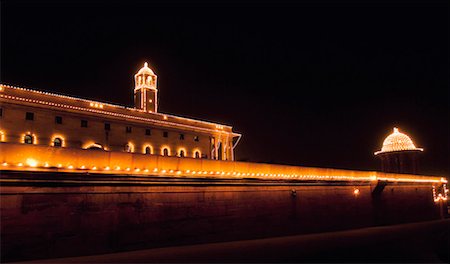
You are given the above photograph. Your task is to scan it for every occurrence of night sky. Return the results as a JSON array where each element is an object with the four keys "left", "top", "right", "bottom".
[{"left": 1, "top": 1, "right": 448, "bottom": 176}]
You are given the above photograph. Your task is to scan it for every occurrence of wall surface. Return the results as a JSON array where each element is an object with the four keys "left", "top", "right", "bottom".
[
  {"left": 0, "top": 171, "right": 442, "bottom": 262},
  {"left": 0, "top": 144, "right": 446, "bottom": 262}
]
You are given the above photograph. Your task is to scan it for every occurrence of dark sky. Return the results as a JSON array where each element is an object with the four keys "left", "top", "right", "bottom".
[{"left": 1, "top": 1, "right": 449, "bottom": 176}]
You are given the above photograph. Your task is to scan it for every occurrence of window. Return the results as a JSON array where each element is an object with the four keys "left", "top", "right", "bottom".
[
  {"left": 86, "top": 143, "right": 104, "bottom": 150},
  {"left": 81, "top": 120, "right": 88, "bottom": 127},
  {"left": 0, "top": 108, "right": 2, "bottom": 117},
  {"left": 145, "top": 146, "right": 151, "bottom": 154},
  {"left": 163, "top": 148, "right": 169, "bottom": 156},
  {"left": 25, "top": 112, "right": 34, "bottom": 120},
  {"left": 124, "top": 144, "right": 132, "bottom": 152},
  {"left": 145, "top": 128, "right": 151, "bottom": 135},
  {"left": 179, "top": 150, "right": 185, "bottom": 157},
  {"left": 126, "top": 126, "right": 132, "bottom": 133},
  {"left": 194, "top": 151, "right": 201, "bottom": 159},
  {"left": 104, "top": 123, "right": 111, "bottom": 131},
  {"left": 194, "top": 136, "right": 199, "bottom": 142},
  {"left": 55, "top": 116, "right": 62, "bottom": 124},
  {"left": 53, "top": 138, "right": 62, "bottom": 147},
  {"left": 24, "top": 135, "right": 33, "bottom": 144},
  {"left": 163, "top": 131, "right": 168, "bottom": 138},
  {"left": 179, "top": 134, "right": 184, "bottom": 140}
]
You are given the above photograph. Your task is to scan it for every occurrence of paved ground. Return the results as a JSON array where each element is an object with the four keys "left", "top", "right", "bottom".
[{"left": 21, "top": 219, "right": 449, "bottom": 263}]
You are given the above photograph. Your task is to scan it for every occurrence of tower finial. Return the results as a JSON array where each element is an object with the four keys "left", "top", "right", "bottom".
[
  {"left": 144, "top": 62, "right": 148, "bottom": 68},
  {"left": 393, "top": 127, "right": 399, "bottom": 133}
]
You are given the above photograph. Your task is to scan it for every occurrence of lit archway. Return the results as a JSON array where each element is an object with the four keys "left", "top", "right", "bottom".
[
  {"left": 83, "top": 142, "right": 104, "bottom": 150},
  {"left": 51, "top": 135, "right": 65, "bottom": 147},
  {"left": 177, "top": 147, "right": 187, "bottom": 158},
  {"left": 23, "top": 134, "right": 35, "bottom": 144},
  {"left": 161, "top": 146, "right": 171, "bottom": 156},
  {"left": 193, "top": 149, "right": 201, "bottom": 158},
  {"left": 143, "top": 144, "right": 153, "bottom": 154},
  {"left": 124, "top": 142, "right": 135, "bottom": 153},
  {"left": 53, "top": 138, "right": 62, "bottom": 147}
]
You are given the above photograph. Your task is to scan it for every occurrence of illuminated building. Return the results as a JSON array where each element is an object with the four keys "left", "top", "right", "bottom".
[
  {"left": 374, "top": 127, "right": 423, "bottom": 174},
  {"left": 0, "top": 62, "right": 241, "bottom": 160}
]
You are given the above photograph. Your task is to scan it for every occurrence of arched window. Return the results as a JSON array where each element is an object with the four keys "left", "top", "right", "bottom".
[
  {"left": 87, "top": 143, "right": 103, "bottom": 150},
  {"left": 24, "top": 135, "right": 33, "bottom": 144},
  {"left": 194, "top": 151, "right": 201, "bottom": 159},
  {"left": 138, "top": 76, "right": 142, "bottom": 85},
  {"left": 53, "top": 137, "right": 62, "bottom": 147},
  {"left": 179, "top": 150, "right": 185, "bottom": 157},
  {"left": 145, "top": 146, "right": 151, "bottom": 154},
  {"left": 163, "top": 148, "right": 169, "bottom": 156},
  {"left": 125, "top": 144, "right": 131, "bottom": 152}
]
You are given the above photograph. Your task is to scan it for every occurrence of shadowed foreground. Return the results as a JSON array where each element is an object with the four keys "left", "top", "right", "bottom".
[{"left": 22, "top": 219, "right": 449, "bottom": 263}]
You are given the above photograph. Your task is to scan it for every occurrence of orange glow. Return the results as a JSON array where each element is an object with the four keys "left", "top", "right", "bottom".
[
  {"left": 50, "top": 134, "right": 66, "bottom": 147},
  {"left": 90, "top": 102, "right": 104, "bottom": 109},
  {"left": 353, "top": 189, "right": 360, "bottom": 195},
  {"left": 125, "top": 142, "right": 135, "bottom": 153},
  {"left": 375, "top": 127, "right": 423, "bottom": 155},
  {"left": 161, "top": 146, "right": 171, "bottom": 156},
  {"left": 0, "top": 143, "right": 445, "bottom": 185},
  {"left": 82, "top": 142, "right": 104, "bottom": 150},
  {"left": 433, "top": 184, "right": 448, "bottom": 202},
  {"left": 25, "top": 158, "right": 38, "bottom": 167},
  {"left": 0, "top": 84, "right": 238, "bottom": 140},
  {"left": 177, "top": 147, "right": 187, "bottom": 157},
  {"left": 21, "top": 132, "right": 38, "bottom": 145},
  {"left": 142, "top": 144, "right": 154, "bottom": 154},
  {"left": 0, "top": 130, "right": 5, "bottom": 142},
  {"left": 193, "top": 149, "right": 201, "bottom": 158}
]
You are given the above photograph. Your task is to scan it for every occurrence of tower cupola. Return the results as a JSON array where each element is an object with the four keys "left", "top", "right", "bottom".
[
  {"left": 134, "top": 62, "right": 158, "bottom": 112},
  {"left": 374, "top": 127, "right": 423, "bottom": 174}
]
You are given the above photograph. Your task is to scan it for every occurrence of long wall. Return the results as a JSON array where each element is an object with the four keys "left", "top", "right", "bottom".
[
  {"left": 0, "top": 173, "right": 443, "bottom": 262},
  {"left": 0, "top": 143, "right": 447, "bottom": 262}
]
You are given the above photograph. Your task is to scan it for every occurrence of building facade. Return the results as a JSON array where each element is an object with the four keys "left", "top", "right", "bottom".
[{"left": 0, "top": 62, "right": 241, "bottom": 160}]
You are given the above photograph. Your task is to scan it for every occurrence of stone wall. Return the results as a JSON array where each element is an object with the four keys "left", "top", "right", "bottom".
[{"left": 0, "top": 173, "right": 442, "bottom": 262}]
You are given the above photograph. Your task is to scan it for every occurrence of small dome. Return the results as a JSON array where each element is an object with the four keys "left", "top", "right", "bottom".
[
  {"left": 136, "top": 62, "right": 155, "bottom": 76},
  {"left": 374, "top": 127, "right": 423, "bottom": 155}
]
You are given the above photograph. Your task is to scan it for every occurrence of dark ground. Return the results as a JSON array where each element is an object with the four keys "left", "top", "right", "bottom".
[{"left": 22, "top": 219, "right": 450, "bottom": 263}]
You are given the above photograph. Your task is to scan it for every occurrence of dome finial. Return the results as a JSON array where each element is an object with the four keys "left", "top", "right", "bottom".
[
  {"left": 144, "top": 62, "right": 148, "bottom": 68},
  {"left": 393, "top": 127, "right": 399, "bottom": 133}
]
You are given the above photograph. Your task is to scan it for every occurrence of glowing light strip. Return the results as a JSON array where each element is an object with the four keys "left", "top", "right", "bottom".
[
  {"left": 432, "top": 184, "right": 448, "bottom": 202},
  {"left": 0, "top": 160, "right": 445, "bottom": 184},
  {"left": 0, "top": 84, "right": 236, "bottom": 131}
]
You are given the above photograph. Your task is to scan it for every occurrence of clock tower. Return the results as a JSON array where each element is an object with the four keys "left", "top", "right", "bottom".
[{"left": 134, "top": 62, "right": 158, "bottom": 113}]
